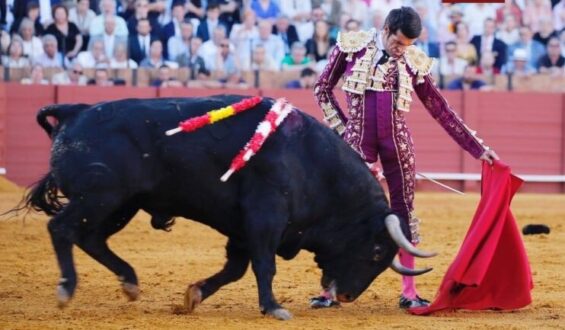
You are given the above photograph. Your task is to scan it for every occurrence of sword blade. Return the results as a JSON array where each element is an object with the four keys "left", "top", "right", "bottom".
[{"left": 416, "top": 172, "right": 465, "bottom": 195}]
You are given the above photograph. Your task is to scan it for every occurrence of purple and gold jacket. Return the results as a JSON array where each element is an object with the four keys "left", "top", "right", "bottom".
[{"left": 314, "top": 29, "right": 488, "bottom": 159}]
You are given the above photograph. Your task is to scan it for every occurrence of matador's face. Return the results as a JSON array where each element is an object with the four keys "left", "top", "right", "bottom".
[{"left": 382, "top": 27, "right": 417, "bottom": 58}]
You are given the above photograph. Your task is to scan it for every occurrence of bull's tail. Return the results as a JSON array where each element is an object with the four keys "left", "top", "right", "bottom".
[
  {"left": 24, "top": 172, "right": 66, "bottom": 216},
  {"left": 4, "top": 172, "right": 66, "bottom": 218},
  {"left": 37, "top": 104, "right": 90, "bottom": 139}
]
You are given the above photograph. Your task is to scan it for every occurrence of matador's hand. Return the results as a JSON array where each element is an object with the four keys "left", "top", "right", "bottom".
[{"left": 480, "top": 149, "right": 500, "bottom": 165}]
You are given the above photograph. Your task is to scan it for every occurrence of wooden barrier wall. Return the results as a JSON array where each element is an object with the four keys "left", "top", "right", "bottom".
[{"left": 1, "top": 83, "right": 564, "bottom": 193}]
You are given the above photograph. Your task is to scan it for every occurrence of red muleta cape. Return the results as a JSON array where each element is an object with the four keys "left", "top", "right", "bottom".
[{"left": 410, "top": 161, "right": 533, "bottom": 315}]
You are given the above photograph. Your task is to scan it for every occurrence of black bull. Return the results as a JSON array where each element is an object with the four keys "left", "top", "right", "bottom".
[{"left": 24, "top": 95, "right": 435, "bottom": 320}]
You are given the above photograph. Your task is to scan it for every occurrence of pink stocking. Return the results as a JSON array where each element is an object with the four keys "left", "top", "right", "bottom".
[{"left": 399, "top": 248, "right": 418, "bottom": 299}]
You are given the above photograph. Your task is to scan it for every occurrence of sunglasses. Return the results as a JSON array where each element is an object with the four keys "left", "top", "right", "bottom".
[
  {"left": 72, "top": 70, "right": 83, "bottom": 74},
  {"left": 220, "top": 44, "right": 230, "bottom": 48}
]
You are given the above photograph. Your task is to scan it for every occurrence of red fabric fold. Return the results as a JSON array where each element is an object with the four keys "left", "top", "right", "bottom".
[{"left": 410, "top": 161, "right": 533, "bottom": 315}]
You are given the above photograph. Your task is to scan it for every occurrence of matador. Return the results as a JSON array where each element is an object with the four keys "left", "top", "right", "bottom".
[{"left": 312, "top": 7, "right": 499, "bottom": 309}]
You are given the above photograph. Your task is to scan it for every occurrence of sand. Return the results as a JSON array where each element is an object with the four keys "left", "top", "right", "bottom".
[{"left": 0, "top": 192, "right": 563, "bottom": 330}]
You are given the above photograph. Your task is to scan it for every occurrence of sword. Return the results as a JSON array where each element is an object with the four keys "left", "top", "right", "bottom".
[{"left": 415, "top": 172, "right": 465, "bottom": 195}]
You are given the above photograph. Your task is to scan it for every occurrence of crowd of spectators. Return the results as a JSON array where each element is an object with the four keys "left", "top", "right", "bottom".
[{"left": 0, "top": 0, "right": 563, "bottom": 89}]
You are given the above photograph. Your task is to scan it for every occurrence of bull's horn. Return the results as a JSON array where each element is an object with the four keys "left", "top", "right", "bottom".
[
  {"left": 384, "top": 214, "right": 437, "bottom": 258},
  {"left": 390, "top": 258, "right": 433, "bottom": 276}
]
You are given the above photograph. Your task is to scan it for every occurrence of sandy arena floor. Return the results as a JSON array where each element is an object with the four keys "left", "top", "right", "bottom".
[{"left": 0, "top": 182, "right": 563, "bottom": 329}]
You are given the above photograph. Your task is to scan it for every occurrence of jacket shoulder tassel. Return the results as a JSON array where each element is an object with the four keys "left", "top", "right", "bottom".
[
  {"left": 336, "top": 28, "right": 376, "bottom": 61},
  {"left": 404, "top": 45, "right": 435, "bottom": 84}
]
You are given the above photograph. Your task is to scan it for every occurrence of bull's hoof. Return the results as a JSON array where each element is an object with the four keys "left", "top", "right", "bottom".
[
  {"left": 56, "top": 285, "right": 71, "bottom": 308},
  {"left": 267, "top": 308, "right": 293, "bottom": 321},
  {"left": 184, "top": 284, "right": 202, "bottom": 313},
  {"left": 122, "top": 282, "right": 140, "bottom": 301}
]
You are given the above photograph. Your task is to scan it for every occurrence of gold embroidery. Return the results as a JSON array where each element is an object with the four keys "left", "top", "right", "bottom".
[
  {"left": 336, "top": 28, "right": 376, "bottom": 61},
  {"left": 403, "top": 45, "right": 435, "bottom": 84}
]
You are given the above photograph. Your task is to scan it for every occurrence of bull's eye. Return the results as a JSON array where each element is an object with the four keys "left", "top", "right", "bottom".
[{"left": 373, "top": 245, "right": 384, "bottom": 261}]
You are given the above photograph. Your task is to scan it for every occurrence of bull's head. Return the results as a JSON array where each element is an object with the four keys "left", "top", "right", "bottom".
[{"left": 314, "top": 214, "right": 436, "bottom": 302}]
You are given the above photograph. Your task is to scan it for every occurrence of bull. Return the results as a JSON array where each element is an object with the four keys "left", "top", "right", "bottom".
[{"left": 23, "top": 95, "right": 435, "bottom": 320}]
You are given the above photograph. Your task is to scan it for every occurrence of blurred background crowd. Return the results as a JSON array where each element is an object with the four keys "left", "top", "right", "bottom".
[{"left": 0, "top": 0, "right": 563, "bottom": 90}]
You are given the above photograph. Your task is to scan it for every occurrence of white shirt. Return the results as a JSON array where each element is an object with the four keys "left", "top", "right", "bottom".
[
  {"left": 439, "top": 57, "right": 468, "bottom": 76},
  {"left": 69, "top": 8, "right": 97, "bottom": 35},
  {"left": 463, "top": 4, "right": 496, "bottom": 36},
  {"left": 481, "top": 35, "right": 494, "bottom": 53},
  {"left": 39, "top": 0, "right": 52, "bottom": 25},
  {"left": 89, "top": 15, "right": 129, "bottom": 37},
  {"left": 251, "top": 35, "right": 286, "bottom": 69},
  {"left": 103, "top": 33, "right": 116, "bottom": 58},
  {"left": 22, "top": 37, "right": 45, "bottom": 62},
  {"left": 110, "top": 58, "right": 139, "bottom": 69},
  {"left": 138, "top": 35, "right": 151, "bottom": 57},
  {"left": 197, "top": 40, "right": 219, "bottom": 72},
  {"left": 167, "top": 37, "right": 189, "bottom": 61}
]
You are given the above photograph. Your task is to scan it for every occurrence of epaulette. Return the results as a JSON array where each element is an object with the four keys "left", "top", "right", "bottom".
[
  {"left": 404, "top": 45, "right": 435, "bottom": 84},
  {"left": 336, "top": 28, "right": 376, "bottom": 61}
]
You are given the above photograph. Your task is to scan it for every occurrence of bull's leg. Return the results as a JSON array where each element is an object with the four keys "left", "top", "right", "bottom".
[
  {"left": 47, "top": 204, "right": 79, "bottom": 308},
  {"left": 185, "top": 239, "right": 249, "bottom": 312},
  {"left": 242, "top": 193, "right": 290, "bottom": 320},
  {"left": 74, "top": 203, "right": 140, "bottom": 301}
]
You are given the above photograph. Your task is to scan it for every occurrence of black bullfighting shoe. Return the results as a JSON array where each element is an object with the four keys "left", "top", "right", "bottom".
[
  {"left": 399, "top": 295, "right": 430, "bottom": 309},
  {"left": 309, "top": 296, "right": 340, "bottom": 308}
]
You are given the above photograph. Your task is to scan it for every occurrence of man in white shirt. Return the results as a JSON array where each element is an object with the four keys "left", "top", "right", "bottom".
[
  {"left": 198, "top": 25, "right": 227, "bottom": 71},
  {"left": 100, "top": 15, "right": 126, "bottom": 59},
  {"left": 439, "top": 41, "right": 468, "bottom": 77},
  {"left": 251, "top": 20, "right": 286, "bottom": 69},
  {"left": 89, "top": 0, "right": 129, "bottom": 37},
  {"left": 35, "top": 34, "right": 66, "bottom": 68}
]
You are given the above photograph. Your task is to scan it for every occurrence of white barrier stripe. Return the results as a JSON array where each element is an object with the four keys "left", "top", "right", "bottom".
[
  {"left": 417, "top": 173, "right": 565, "bottom": 183},
  {"left": 0, "top": 168, "right": 5, "bottom": 175}
]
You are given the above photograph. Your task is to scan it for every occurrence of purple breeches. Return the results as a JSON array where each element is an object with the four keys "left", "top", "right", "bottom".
[{"left": 344, "top": 91, "right": 417, "bottom": 242}]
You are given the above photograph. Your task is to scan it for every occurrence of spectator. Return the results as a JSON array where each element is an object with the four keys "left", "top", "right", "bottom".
[
  {"left": 412, "top": 0, "right": 437, "bottom": 42},
  {"left": 211, "top": 39, "right": 237, "bottom": 74},
  {"left": 128, "top": 18, "right": 157, "bottom": 64},
  {"left": 523, "top": 0, "right": 553, "bottom": 33},
  {"left": 168, "top": 19, "right": 193, "bottom": 61},
  {"left": 368, "top": 0, "right": 402, "bottom": 19},
  {"left": 21, "top": 64, "right": 49, "bottom": 85},
  {"left": 35, "top": 34, "right": 66, "bottom": 68},
  {"left": 252, "top": 20, "right": 285, "bottom": 67},
  {"left": 368, "top": 9, "right": 385, "bottom": 35},
  {"left": 502, "top": 48, "right": 536, "bottom": 76},
  {"left": 495, "top": 0, "right": 522, "bottom": 26},
  {"left": 439, "top": 41, "right": 468, "bottom": 76},
  {"left": 186, "top": 0, "right": 205, "bottom": 21},
  {"left": 447, "top": 65, "right": 488, "bottom": 90},
  {"left": 305, "top": 20, "right": 335, "bottom": 62},
  {"left": 10, "top": 1, "right": 44, "bottom": 37},
  {"left": 250, "top": 0, "right": 280, "bottom": 22},
  {"left": 281, "top": 41, "right": 311, "bottom": 71},
  {"left": 341, "top": 0, "right": 367, "bottom": 28},
  {"left": 272, "top": 15, "right": 299, "bottom": 54},
  {"left": 470, "top": 18, "right": 507, "bottom": 71},
  {"left": 533, "top": 17, "right": 558, "bottom": 46},
  {"left": 18, "top": 18, "right": 44, "bottom": 61},
  {"left": 198, "top": 25, "right": 228, "bottom": 71},
  {"left": 140, "top": 39, "right": 177, "bottom": 68},
  {"left": 76, "top": 38, "right": 110, "bottom": 68},
  {"left": 463, "top": 3, "right": 496, "bottom": 36},
  {"left": 445, "top": 6, "right": 464, "bottom": 40},
  {"left": 343, "top": 18, "right": 361, "bottom": 32},
  {"left": 509, "top": 25, "right": 546, "bottom": 69},
  {"left": 279, "top": 0, "right": 312, "bottom": 42},
  {"left": 476, "top": 51, "right": 499, "bottom": 82},
  {"left": 45, "top": 5, "right": 83, "bottom": 59},
  {"left": 230, "top": 9, "right": 260, "bottom": 65},
  {"left": 538, "top": 37, "right": 565, "bottom": 73},
  {"left": 285, "top": 67, "right": 316, "bottom": 88},
  {"left": 52, "top": 61, "right": 89, "bottom": 85},
  {"left": 110, "top": 42, "right": 138, "bottom": 68},
  {"left": 496, "top": 15, "right": 520, "bottom": 46},
  {"left": 2, "top": 38, "right": 31, "bottom": 68},
  {"left": 161, "top": 1, "right": 186, "bottom": 46},
  {"left": 126, "top": 0, "right": 160, "bottom": 36},
  {"left": 88, "top": 67, "right": 114, "bottom": 86},
  {"left": 69, "top": 0, "right": 96, "bottom": 47},
  {"left": 240, "top": 44, "right": 278, "bottom": 71},
  {"left": 98, "top": 14, "right": 127, "bottom": 58},
  {"left": 176, "top": 37, "right": 210, "bottom": 80},
  {"left": 414, "top": 26, "right": 439, "bottom": 58},
  {"left": 89, "top": 0, "right": 129, "bottom": 37},
  {"left": 150, "top": 64, "right": 183, "bottom": 87},
  {"left": 312, "top": 0, "right": 341, "bottom": 28},
  {"left": 196, "top": 4, "right": 226, "bottom": 42}
]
